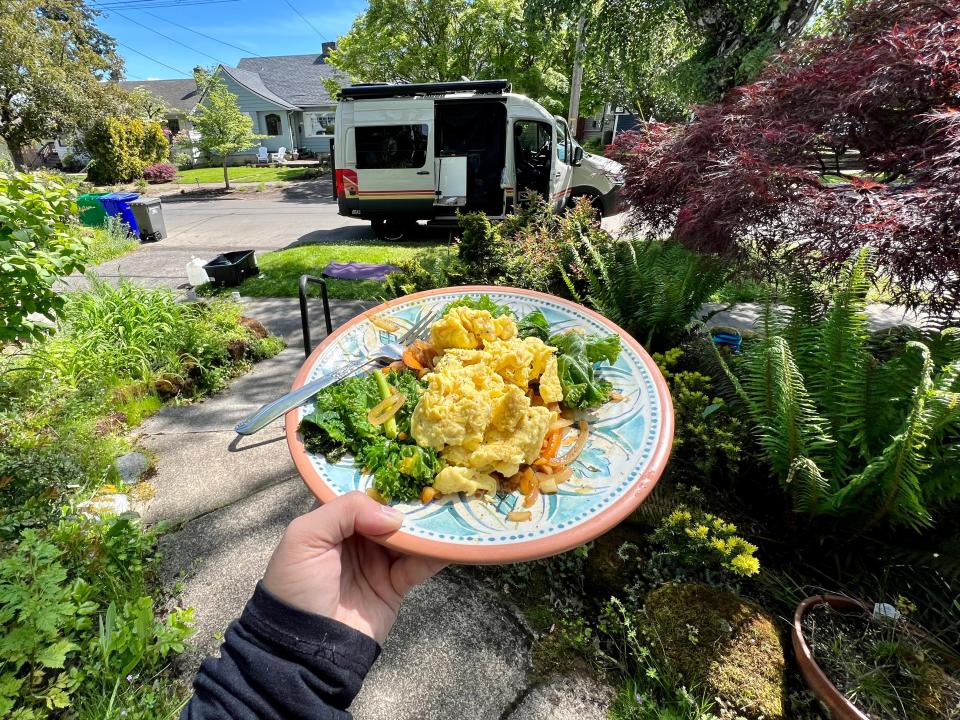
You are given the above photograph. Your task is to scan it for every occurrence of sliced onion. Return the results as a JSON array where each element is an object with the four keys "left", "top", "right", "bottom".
[
  {"left": 539, "top": 478, "right": 559, "bottom": 494},
  {"left": 548, "top": 418, "right": 575, "bottom": 432},
  {"left": 367, "top": 391, "right": 406, "bottom": 426},
  {"left": 507, "top": 510, "right": 532, "bottom": 522},
  {"left": 522, "top": 485, "right": 540, "bottom": 508},
  {"left": 370, "top": 314, "right": 401, "bottom": 333},
  {"left": 555, "top": 420, "right": 588, "bottom": 466},
  {"left": 609, "top": 390, "right": 625, "bottom": 402}
]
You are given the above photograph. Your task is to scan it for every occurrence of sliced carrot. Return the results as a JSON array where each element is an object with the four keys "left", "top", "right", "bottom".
[
  {"left": 402, "top": 347, "right": 424, "bottom": 370},
  {"left": 523, "top": 485, "right": 540, "bottom": 508},
  {"left": 518, "top": 467, "right": 537, "bottom": 496}
]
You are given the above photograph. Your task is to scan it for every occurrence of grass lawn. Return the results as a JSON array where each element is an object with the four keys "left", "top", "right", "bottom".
[
  {"left": 221, "top": 241, "right": 444, "bottom": 300},
  {"left": 174, "top": 165, "right": 312, "bottom": 184}
]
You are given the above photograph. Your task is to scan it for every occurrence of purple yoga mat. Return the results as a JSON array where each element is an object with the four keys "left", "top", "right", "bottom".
[{"left": 321, "top": 261, "right": 400, "bottom": 282}]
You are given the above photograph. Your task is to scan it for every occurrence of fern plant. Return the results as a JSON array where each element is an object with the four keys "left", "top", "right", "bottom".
[
  {"left": 714, "top": 250, "right": 960, "bottom": 530},
  {"left": 563, "top": 237, "right": 729, "bottom": 351}
]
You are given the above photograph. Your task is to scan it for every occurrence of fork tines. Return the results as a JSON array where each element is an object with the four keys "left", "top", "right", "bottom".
[{"left": 398, "top": 309, "right": 439, "bottom": 345}]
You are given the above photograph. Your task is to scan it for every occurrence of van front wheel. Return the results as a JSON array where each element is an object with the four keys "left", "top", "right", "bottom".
[{"left": 371, "top": 219, "right": 417, "bottom": 242}]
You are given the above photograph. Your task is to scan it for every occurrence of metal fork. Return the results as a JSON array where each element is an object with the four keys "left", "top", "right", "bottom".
[{"left": 234, "top": 309, "right": 438, "bottom": 436}]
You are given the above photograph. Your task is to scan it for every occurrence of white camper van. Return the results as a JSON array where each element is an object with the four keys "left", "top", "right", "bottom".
[{"left": 332, "top": 80, "right": 623, "bottom": 240}]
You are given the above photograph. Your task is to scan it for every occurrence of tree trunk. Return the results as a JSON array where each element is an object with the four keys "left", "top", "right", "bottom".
[
  {"left": 223, "top": 156, "right": 230, "bottom": 189},
  {"left": 7, "top": 141, "right": 26, "bottom": 171}
]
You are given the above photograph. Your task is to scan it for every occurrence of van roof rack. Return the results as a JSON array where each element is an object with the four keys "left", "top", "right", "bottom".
[{"left": 339, "top": 79, "right": 511, "bottom": 100}]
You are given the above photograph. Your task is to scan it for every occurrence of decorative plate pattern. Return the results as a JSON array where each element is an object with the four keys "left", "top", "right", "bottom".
[{"left": 285, "top": 286, "right": 673, "bottom": 564}]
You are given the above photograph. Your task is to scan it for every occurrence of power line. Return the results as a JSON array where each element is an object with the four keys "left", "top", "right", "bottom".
[
  {"left": 281, "top": 0, "right": 328, "bottom": 41},
  {"left": 108, "top": 8, "right": 226, "bottom": 65},
  {"left": 139, "top": 7, "right": 264, "bottom": 59},
  {"left": 93, "top": 0, "right": 238, "bottom": 8},
  {"left": 115, "top": 40, "right": 191, "bottom": 76}
]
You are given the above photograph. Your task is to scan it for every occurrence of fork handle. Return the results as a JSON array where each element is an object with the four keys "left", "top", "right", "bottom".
[{"left": 235, "top": 356, "right": 377, "bottom": 435}]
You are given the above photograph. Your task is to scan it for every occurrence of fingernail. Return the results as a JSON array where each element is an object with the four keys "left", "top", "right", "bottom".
[{"left": 381, "top": 505, "right": 404, "bottom": 523}]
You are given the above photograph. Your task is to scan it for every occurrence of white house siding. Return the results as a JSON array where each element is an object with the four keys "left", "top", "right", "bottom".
[{"left": 217, "top": 71, "right": 294, "bottom": 153}]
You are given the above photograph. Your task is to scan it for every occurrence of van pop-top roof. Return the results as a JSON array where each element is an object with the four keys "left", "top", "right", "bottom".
[{"left": 338, "top": 79, "right": 511, "bottom": 100}]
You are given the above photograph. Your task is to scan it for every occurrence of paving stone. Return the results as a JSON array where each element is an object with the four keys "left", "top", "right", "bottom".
[{"left": 505, "top": 672, "right": 614, "bottom": 720}]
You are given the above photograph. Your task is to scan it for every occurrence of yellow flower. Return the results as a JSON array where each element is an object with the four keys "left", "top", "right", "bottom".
[{"left": 730, "top": 553, "right": 760, "bottom": 576}]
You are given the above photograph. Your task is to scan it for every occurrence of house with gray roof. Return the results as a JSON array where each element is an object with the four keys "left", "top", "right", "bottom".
[
  {"left": 117, "top": 77, "right": 202, "bottom": 136},
  {"left": 119, "top": 43, "right": 346, "bottom": 161}
]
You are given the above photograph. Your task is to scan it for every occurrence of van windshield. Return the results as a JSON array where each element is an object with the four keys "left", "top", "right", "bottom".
[{"left": 355, "top": 124, "right": 428, "bottom": 169}]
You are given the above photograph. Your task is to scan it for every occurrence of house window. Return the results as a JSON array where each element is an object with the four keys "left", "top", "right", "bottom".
[
  {"left": 167, "top": 118, "right": 180, "bottom": 134},
  {"left": 305, "top": 111, "right": 335, "bottom": 136},
  {"left": 355, "top": 124, "right": 428, "bottom": 169},
  {"left": 264, "top": 113, "right": 282, "bottom": 136}
]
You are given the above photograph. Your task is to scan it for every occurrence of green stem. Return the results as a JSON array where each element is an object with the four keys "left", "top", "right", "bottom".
[{"left": 374, "top": 371, "right": 398, "bottom": 439}]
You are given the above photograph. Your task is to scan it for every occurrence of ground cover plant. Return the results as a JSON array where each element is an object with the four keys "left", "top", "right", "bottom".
[
  {"left": 0, "top": 278, "right": 283, "bottom": 717},
  {"left": 80, "top": 217, "right": 138, "bottom": 265}
]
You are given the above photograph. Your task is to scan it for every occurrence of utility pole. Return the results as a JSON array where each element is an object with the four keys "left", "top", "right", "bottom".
[{"left": 567, "top": 14, "right": 586, "bottom": 136}]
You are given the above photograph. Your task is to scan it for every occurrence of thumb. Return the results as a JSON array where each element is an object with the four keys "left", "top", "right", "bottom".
[{"left": 294, "top": 491, "right": 404, "bottom": 549}]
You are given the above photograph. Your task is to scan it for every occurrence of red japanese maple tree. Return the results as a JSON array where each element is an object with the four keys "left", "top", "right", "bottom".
[{"left": 611, "top": 0, "right": 960, "bottom": 316}]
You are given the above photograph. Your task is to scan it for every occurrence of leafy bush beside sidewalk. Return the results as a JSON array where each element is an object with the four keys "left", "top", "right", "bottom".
[{"left": 0, "top": 280, "right": 283, "bottom": 718}]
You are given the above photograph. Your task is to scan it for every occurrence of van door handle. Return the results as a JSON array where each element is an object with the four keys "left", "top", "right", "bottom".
[{"left": 416, "top": 170, "right": 430, "bottom": 175}]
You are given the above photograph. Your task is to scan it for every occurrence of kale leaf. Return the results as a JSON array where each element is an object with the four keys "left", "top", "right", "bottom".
[
  {"left": 517, "top": 309, "right": 550, "bottom": 341},
  {"left": 548, "top": 330, "right": 623, "bottom": 410},
  {"left": 442, "top": 294, "right": 514, "bottom": 318}
]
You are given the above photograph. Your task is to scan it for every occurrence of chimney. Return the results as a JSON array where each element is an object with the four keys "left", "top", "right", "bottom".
[{"left": 321, "top": 41, "right": 336, "bottom": 60}]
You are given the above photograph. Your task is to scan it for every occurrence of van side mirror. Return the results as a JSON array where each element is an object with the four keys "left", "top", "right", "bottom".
[{"left": 573, "top": 145, "right": 584, "bottom": 166}]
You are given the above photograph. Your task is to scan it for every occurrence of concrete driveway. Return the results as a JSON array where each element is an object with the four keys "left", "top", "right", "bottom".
[{"left": 64, "top": 180, "right": 374, "bottom": 291}]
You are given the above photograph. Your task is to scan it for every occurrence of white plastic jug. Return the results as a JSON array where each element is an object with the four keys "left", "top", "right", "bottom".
[{"left": 186, "top": 256, "right": 209, "bottom": 287}]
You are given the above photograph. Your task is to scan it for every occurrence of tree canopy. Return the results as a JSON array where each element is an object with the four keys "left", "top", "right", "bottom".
[
  {"left": 531, "top": 0, "right": 823, "bottom": 119},
  {"left": 611, "top": 0, "right": 960, "bottom": 317},
  {"left": 329, "top": 0, "right": 603, "bottom": 115},
  {"left": 0, "top": 0, "right": 131, "bottom": 169},
  {"left": 188, "top": 76, "right": 264, "bottom": 189}
]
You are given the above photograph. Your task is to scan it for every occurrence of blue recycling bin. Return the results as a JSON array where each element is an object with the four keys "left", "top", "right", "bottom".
[{"left": 99, "top": 192, "right": 141, "bottom": 237}]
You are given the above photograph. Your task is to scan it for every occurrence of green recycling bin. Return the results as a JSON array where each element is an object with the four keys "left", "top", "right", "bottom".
[{"left": 77, "top": 193, "right": 107, "bottom": 227}]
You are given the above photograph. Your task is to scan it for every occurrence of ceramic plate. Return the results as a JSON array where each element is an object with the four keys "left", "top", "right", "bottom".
[{"left": 285, "top": 286, "right": 673, "bottom": 564}]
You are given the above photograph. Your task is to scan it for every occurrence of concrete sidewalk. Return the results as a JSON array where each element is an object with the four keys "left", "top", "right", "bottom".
[{"left": 149, "top": 296, "right": 612, "bottom": 720}]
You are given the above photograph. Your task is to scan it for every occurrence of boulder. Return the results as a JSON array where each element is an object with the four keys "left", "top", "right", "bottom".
[
  {"left": 644, "top": 583, "right": 786, "bottom": 720},
  {"left": 113, "top": 451, "right": 150, "bottom": 484}
]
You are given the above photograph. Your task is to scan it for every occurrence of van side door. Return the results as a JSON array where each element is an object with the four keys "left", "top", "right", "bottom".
[
  {"left": 551, "top": 118, "right": 574, "bottom": 211},
  {"left": 350, "top": 101, "right": 435, "bottom": 217}
]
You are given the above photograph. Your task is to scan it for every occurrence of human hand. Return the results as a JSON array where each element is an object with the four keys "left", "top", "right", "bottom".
[{"left": 262, "top": 491, "right": 447, "bottom": 644}]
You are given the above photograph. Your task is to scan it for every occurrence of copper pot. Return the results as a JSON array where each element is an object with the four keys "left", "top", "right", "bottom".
[{"left": 791, "top": 594, "right": 871, "bottom": 720}]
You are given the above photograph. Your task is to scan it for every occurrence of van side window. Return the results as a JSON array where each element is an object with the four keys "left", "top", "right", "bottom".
[
  {"left": 355, "top": 124, "right": 429, "bottom": 169},
  {"left": 556, "top": 121, "right": 568, "bottom": 163}
]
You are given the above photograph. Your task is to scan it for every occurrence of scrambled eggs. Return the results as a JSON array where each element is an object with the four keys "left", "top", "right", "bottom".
[
  {"left": 411, "top": 308, "right": 564, "bottom": 489},
  {"left": 431, "top": 306, "right": 517, "bottom": 350}
]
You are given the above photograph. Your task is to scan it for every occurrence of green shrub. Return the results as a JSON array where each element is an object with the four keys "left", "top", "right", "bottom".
[
  {"left": 566, "top": 236, "right": 729, "bottom": 351},
  {"left": 0, "top": 172, "right": 89, "bottom": 342},
  {"left": 85, "top": 117, "right": 169, "bottom": 184},
  {"left": 82, "top": 217, "right": 138, "bottom": 265},
  {"left": 650, "top": 506, "right": 760, "bottom": 579},
  {"left": 0, "top": 518, "right": 193, "bottom": 719},
  {"left": 713, "top": 250, "right": 960, "bottom": 529},
  {"left": 384, "top": 246, "right": 465, "bottom": 297},
  {"left": 654, "top": 347, "right": 748, "bottom": 486}
]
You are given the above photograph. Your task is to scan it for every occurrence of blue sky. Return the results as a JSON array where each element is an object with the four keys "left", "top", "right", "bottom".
[{"left": 94, "top": 0, "right": 367, "bottom": 80}]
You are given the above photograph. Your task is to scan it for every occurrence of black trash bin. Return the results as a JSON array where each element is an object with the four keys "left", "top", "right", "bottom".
[
  {"left": 203, "top": 250, "right": 259, "bottom": 287},
  {"left": 129, "top": 197, "right": 167, "bottom": 242}
]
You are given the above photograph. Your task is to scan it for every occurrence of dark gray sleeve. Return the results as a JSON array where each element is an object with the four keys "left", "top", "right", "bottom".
[{"left": 181, "top": 582, "right": 381, "bottom": 720}]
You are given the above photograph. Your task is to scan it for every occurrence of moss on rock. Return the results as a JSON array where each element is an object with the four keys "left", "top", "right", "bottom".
[{"left": 644, "top": 582, "right": 786, "bottom": 719}]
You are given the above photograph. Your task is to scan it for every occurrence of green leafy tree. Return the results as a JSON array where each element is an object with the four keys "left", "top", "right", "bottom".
[
  {"left": 84, "top": 116, "right": 169, "bottom": 184},
  {"left": 531, "top": 0, "right": 823, "bottom": 119},
  {"left": 188, "top": 77, "right": 264, "bottom": 189},
  {"left": 330, "top": 0, "right": 600, "bottom": 114},
  {"left": 0, "top": 1, "right": 132, "bottom": 170},
  {"left": 714, "top": 251, "right": 960, "bottom": 530},
  {"left": 0, "top": 171, "right": 88, "bottom": 342}
]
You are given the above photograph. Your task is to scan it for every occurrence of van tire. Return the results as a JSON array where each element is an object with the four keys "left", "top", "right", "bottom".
[{"left": 371, "top": 219, "right": 418, "bottom": 242}]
